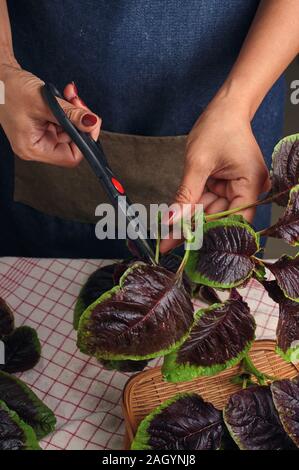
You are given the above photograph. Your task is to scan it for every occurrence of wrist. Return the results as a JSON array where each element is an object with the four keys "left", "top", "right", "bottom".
[
  {"left": 211, "top": 76, "right": 259, "bottom": 122},
  {"left": 0, "top": 50, "right": 20, "bottom": 79}
]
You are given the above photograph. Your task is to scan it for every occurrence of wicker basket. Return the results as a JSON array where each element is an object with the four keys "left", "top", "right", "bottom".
[{"left": 122, "top": 340, "right": 299, "bottom": 449}]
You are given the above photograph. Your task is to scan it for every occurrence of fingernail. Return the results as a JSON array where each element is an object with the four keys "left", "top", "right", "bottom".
[
  {"left": 82, "top": 114, "right": 97, "bottom": 127},
  {"left": 162, "top": 209, "right": 176, "bottom": 225},
  {"left": 168, "top": 210, "right": 176, "bottom": 222},
  {"left": 72, "top": 81, "right": 78, "bottom": 96}
]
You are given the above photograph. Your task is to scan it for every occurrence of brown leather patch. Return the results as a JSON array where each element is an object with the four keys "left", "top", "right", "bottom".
[{"left": 14, "top": 130, "right": 186, "bottom": 223}]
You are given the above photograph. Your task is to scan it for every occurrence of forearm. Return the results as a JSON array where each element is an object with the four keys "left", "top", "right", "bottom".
[
  {"left": 214, "top": 0, "right": 299, "bottom": 120},
  {"left": 0, "top": 0, "right": 18, "bottom": 67}
]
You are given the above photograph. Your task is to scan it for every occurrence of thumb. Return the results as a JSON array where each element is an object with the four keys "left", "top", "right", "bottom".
[
  {"left": 60, "top": 100, "right": 99, "bottom": 132},
  {"left": 163, "top": 160, "right": 210, "bottom": 226},
  {"left": 159, "top": 159, "right": 210, "bottom": 254},
  {"left": 228, "top": 176, "right": 266, "bottom": 223}
]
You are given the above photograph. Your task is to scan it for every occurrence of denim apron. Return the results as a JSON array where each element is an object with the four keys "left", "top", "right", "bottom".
[{"left": 0, "top": 0, "right": 285, "bottom": 258}]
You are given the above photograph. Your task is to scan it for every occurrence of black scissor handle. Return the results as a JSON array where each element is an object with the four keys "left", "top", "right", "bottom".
[
  {"left": 41, "top": 83, "right": 156, "bottom": 263},
  {"left": 41, "top": 83, "right": 109, "bottom": 169}
]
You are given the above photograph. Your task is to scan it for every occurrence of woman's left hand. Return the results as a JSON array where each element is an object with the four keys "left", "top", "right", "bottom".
[{"left": 160, "top": 96, "right": 271, "bottom": 253}]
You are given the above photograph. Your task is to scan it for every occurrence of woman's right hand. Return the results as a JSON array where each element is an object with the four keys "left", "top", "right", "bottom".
[{"left": 0, "top": 64, "right": 101, "bottom": 167}]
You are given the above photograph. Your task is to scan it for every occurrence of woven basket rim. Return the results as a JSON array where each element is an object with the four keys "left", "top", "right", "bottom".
[{"left": 122, "top": 339, "right": 299, "bottom": 447}]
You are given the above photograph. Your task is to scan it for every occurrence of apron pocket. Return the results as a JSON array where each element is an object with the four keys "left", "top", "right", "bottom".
[{"left": 14, "top": 130, "right": 186, "bottom": 224}]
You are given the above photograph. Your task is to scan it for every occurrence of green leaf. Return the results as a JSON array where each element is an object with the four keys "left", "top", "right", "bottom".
[
  {"left": 0, "top": 372, "right": 56, "bottom": 440},
  {"left": 263, "top": 184, "right": 299, "bottom": 246},
  {"left": 163, "top": 296, "right": 255, "bottom": 382},
  {"left": 0, "top": 400, "right": 40, "bottom": 450},
  {"left": 131, "top": 393, "right": 224, "bottom": 450},
  {"left": 276, "top": 346, "right": 299, "bottom": 363},
  {"left": 185, "top": 217, "right": 260, "bottom": 289},
  {"left": 270, "top": 133, "right": 299, "bottom": 206},
  {"left": 0, "top": 326, "right": 41, "bottom": 373}
]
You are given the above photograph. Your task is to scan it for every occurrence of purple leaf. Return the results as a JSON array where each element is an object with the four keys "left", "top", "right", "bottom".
[
  {"left": 0, "top": 401, "right": 40, "bottom": 450},
  {"left": 229, "top": 288, "right": 243, "bottom": 301},
  {"left": 192, "top": 285, "right": 221, "bottom": 304},
  {"left": 159, "top": 254, "right": 191, "bottom": 294},
  {"left": 0, "top": 372, "right": 56, "bottom": 440},
  {"left": 163, "top": 295, "right": 255, "bottom": 382},
  {"left": 186, "top": 217, "right": 260, "bottom": 289},
  {"left": 262, "top": 279, "right": 286, "bottom": 303},
  {"left": 0, "top": 327, "right": 41, "bottom": 374},
  {"left": 271, "top": 376, "right": 299, "bottom": 447},
  {"left": 74, "top": 261, "right": 148, "bottom": 371},
  {"left": 131, "top": 393, "right": 224, "bottom": 450},
  {"left": 224, "top": 386, "right": 295, "bottom": 450},
  {"left": 271, "top": 135, "right": 299, "bottom": 206},
  {"left": 74, "top": 262, "right": 127, "bottom": 330},
  {"left": 263, "top": 280, "right": 299, "bottom": 361},
  {"left": 263, "top": 184, "right": 299, "bottom": 246},
  {"left": 77, "top": 262, "right": 194, "bottom": 360},
  {"left": 276, "top": 298, "right": 299, "bottom": 361},
  {"left": 265, "top": 255, "right": 299, "bottom": 302}
]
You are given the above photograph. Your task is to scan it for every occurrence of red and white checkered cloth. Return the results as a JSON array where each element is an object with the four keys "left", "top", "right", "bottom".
[{"left": 0, "top": 257, "right": 279, "bottom": 450}]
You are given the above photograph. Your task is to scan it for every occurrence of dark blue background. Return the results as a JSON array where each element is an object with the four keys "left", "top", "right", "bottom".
[{"left": 0, "top": 1, "right": 284, "bottom": 257}]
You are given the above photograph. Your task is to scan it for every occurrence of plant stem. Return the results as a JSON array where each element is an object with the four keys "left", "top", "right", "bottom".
[
  {"left": 176, "top": 225, "right": 193, "bottom": 280},
  {"left": 205, "top": 188, "right": 290, "bottom": 222},
  {"left": 242, "top": 355, "right": 276, "bottom": 385},
  {"left": 155, "top": 211, "right": 162, "bottom": 264},
  {"left": 242, "top": 377, "right": 248, "bottom": 389},
  {"left": 176, "top": 244, "right": 191, "bottom": 280}
]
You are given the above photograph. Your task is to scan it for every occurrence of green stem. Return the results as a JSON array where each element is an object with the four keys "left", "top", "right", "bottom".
[
  {"left": 155, "top": 211, "right": 162, "bottom": 264},
  {"left": 230, "top": 372, "right": 255, "bottom": 388},
  {"left": 176, "top": 225, "right": 193, "bottom": 280},
  {"left": 242, "top": 355, "right": 276, "bottom": 385},
  {"left": 205, "top": 187, "right": 291, "bottom": 222}
]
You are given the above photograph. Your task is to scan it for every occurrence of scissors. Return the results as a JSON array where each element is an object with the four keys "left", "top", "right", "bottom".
[{"left": 42, "top": 83, "right": 156, "bottom": 264}]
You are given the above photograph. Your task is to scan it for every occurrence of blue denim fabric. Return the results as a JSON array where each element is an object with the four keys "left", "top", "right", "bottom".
[{"left": 0, "top": 0, "right": 284, "bottom": 257}]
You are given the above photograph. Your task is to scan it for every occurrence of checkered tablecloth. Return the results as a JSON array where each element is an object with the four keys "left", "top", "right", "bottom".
[{"left": 0, "top": 257, "right": 279, "bottom": 450}]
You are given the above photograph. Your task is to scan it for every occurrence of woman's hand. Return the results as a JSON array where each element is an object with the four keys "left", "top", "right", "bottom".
[
  {"left": 160, "top": 96, "right": 271, "bottom": 253},
  {"left": 0, "top": 64, "right": 101, "bottom": 167},
  {"left": 160, "top": 0, "right": 299, "bottom": 254}
]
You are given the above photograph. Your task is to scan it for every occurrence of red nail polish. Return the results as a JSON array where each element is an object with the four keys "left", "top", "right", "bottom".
[
  {"left": 82, "top": 114, "right": 97, "bottom": 127},
  {"left": 168, "top": 210, "right": 176, "bottom": 222},
  {"left": 72, "top": 81, "right": 78, "bottom": 96}
]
